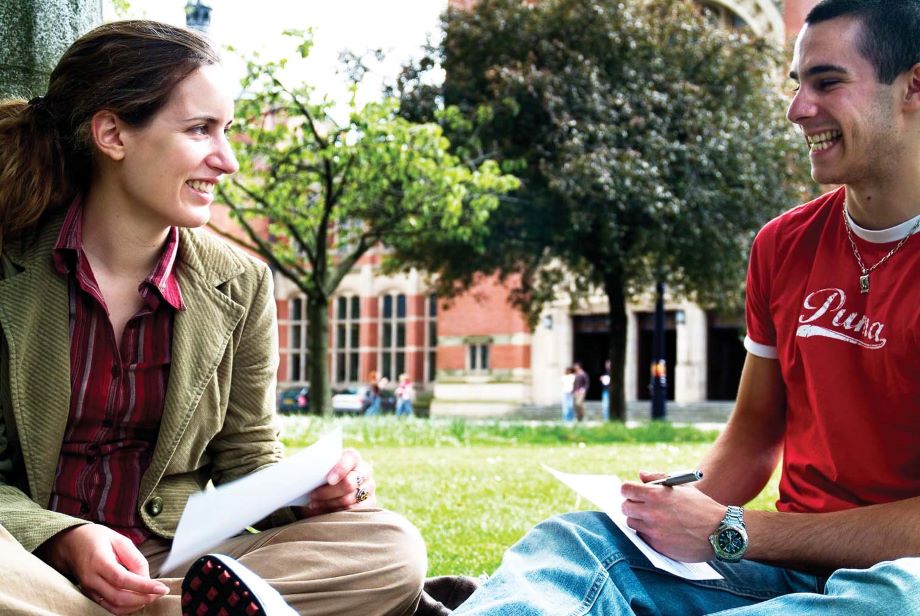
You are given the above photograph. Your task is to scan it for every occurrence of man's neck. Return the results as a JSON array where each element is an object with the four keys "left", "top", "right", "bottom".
[{"left": 845, "top": 181, "right": 920, "bottom": 231}]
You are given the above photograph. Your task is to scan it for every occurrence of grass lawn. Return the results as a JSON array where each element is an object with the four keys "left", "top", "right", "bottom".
[{"left": 279, "top": 416, "right": 780, "bottom": 577}]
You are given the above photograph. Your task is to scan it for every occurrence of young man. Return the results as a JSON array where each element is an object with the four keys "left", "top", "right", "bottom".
[{"left": 452, "top": 1, "right": 920, "bottom": 613}]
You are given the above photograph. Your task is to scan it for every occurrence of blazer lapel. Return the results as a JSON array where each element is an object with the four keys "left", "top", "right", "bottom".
[
  {"left": 143, "top": 230, "right": 245, "bottom": 486},
  {"left": 0, "top": 219, "right": 72, "bottom": 505}
]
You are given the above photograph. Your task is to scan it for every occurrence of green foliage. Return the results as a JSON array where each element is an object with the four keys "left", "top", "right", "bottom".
[
  {"left": 107, "top": 0, "right": 133, "bottom": 17},
  {"left": 397, "top": 0, "right": 815, "bottom": 420},
  {"left": 278, "top": 416, "right": 719, "bottom": 449},
  {"left": 217, "top": 32, "right": 518, "bottom": 414}
]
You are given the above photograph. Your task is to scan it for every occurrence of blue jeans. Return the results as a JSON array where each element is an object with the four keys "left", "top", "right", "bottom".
[
  {"left": 364, "top": 396, "right": 381, "bottom": 416},
  {"left": 396, "top": 399, "right": 413, "bottom": 417},
  {"left": 453, "top": 512, "right": 920, "bottom": 616},
  {"left": 601, "top": 389, "right": 610, "bottom": 421},
  {"left": 562, "top": 393, "right": 575, "bottom": 422}
]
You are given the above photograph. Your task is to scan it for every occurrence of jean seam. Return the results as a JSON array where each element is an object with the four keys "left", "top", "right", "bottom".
[
  {"left": 564, "top": 548, "right": 630, "bottom": 616},
  {"left": 624, "top": 558, "right": 791, "bottom": 601}
]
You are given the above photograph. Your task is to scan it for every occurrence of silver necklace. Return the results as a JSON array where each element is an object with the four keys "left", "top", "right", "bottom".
[{"left": 842, "top": 202, "right": 920, "bottom": 294}]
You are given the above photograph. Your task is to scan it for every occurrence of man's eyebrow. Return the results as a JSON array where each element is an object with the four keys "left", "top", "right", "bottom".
[{"left": 789, "top": 64, "right": 849, "bottom": 81}]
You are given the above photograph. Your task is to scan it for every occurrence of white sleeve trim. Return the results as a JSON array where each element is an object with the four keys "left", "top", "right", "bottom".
[{"left": 744, "top": 336, "right": 778, "bottom": 359}]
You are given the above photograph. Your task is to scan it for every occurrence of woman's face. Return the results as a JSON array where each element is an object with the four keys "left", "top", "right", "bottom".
[{"left": 115, "top": 63, "right": 238, "bottom": 231}]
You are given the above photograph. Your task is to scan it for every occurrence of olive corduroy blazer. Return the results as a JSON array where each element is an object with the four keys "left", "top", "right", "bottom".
[{"left": 0, "top": 211, "right": 289, "bottom": 552}]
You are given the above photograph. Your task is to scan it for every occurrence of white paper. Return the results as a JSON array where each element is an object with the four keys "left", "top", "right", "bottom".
[
  {"left": 162, "top": 428, "right": 343, "bottom": 572},
  {"left": 543, "top": 465, "right": 722, "bottom": 581}
]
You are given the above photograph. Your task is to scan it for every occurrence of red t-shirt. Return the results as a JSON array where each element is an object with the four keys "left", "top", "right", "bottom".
[{"left": 745, "top": 186, "right": 920, "bottom": 514}]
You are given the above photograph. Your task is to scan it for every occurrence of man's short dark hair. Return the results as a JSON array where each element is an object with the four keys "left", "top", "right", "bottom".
[{"left": 806, "top": 0, "right": 920, "bottom": 84}]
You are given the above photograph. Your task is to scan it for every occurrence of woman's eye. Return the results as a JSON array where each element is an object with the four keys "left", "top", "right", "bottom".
[{"left": 190, "top": 124, "right": 209, "bottom": 135}]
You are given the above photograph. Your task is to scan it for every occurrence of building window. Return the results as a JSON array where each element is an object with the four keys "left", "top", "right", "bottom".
[
  {"left": 379, "top": 293, "right": 406, "bottom": 381},
  {"left": 426, "top": 294, "right": 438, "bottom": 383},
  {"left": 467, "top": 342, "right": 490, "bottom": 373},
  {"left": 287, "top": 296, "right": 310, "bottom": 383},
  {"left": 334, "top": 295, "right": 361, "bottom": 384}
]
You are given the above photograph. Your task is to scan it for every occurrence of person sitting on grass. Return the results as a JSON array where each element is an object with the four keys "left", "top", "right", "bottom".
[
  {"left": 452, "top": 1, "right": 920, "bottom": 614},
  {"left": 0, "top": 20, "right": 425, "bottom": 616}
]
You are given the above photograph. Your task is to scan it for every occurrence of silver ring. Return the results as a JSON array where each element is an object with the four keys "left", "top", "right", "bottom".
[{"left": 355, "top": 487, "right": 369, "bottom": 503}]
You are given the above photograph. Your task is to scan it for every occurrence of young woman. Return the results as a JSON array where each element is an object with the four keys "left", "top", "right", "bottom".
[{"left": 0, "top": 20, "right": 425, "bottom": 616}]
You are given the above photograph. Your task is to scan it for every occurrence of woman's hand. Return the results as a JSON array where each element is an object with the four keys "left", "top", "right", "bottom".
[
  {"left": 296, "top": 448, "right": 377, "bottom": 517},
  {"left": 38, "top": 524, "right": 169, "bottom": 614}
]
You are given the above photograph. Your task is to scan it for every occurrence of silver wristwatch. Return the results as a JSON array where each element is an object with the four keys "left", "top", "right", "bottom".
[{"left": 709, "top": 505, "right": 748, "bottom": 563}]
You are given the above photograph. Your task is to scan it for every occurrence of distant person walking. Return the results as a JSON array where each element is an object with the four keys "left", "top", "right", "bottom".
[
  {"left": 365, "top": 370, "right": 382, "bottom": 416},
  {"left": 560, "top": 367, "right": 575, "bottom": 422},
  {"left": 573, "top": 362, "right": 588, "bottom": 421},
  {"left": 600, "top": 360, "right": 612, "bottom": 421},
  {"left": 395, "top": 373, "right": 415, "bottom": 417}
]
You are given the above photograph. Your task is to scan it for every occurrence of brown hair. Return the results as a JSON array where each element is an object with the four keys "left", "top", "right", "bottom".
[{"left": 0, "top": 20, "right": 220, "bottom": 241}]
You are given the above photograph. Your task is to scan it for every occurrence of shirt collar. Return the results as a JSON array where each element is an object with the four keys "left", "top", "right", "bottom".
[{"left": 52, "top": 198, "right": 186, "bottom": 311}]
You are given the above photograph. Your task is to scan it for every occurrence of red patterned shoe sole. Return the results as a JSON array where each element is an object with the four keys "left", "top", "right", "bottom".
[{"left": 181, "top": 555, "right": 267, "bottom": 616}]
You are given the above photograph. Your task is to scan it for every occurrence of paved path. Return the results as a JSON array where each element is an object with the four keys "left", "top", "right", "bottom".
[{"left": 516, "top": 400, "right": 735, "bottom": 426}]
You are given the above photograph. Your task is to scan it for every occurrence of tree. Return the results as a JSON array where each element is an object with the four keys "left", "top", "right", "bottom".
[
  {"left": 215, "top": 34, "right": 518, "bottom": 416},
  {"left": 396, "top": 0, "right": 813, "bottom": 421}
]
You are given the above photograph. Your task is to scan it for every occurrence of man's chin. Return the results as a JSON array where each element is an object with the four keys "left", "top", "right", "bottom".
[{"left": 810, "top": 167, "right": 843, "bottom": 187}]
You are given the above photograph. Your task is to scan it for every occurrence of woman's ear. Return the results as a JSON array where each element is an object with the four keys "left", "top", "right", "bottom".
[{"left": 90, "top": 110, "right": 127, "bottom": 161}]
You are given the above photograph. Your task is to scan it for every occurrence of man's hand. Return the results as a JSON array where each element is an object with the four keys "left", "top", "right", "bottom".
[
  {"left": 38, "top": 524, "right": 169, "bottom": 615},
  {"left": 296, "top": 448, "right": 377, "bottom": 517},
  {"left": 621, "top": 470, "right": 726, "bottom": 563}
]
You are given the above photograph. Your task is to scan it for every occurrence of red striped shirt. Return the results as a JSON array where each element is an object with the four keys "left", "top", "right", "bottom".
[{"left": 50, "top": 200, "right": 184, "bottom": 544}]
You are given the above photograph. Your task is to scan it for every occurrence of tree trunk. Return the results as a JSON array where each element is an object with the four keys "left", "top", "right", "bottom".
[
  {"left": 307, "top": 295, "right": 332, "bottom": 416},
  {"left": 604, "top": 273, "right": 628, "bottom": 422}
]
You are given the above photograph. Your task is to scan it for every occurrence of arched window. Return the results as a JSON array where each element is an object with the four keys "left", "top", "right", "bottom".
[
  {"left": 334, "top": 295, "right": 361, "bottom": 384},
  {"left": 379, "top": 293, "right": 406, "bottom": 381}
]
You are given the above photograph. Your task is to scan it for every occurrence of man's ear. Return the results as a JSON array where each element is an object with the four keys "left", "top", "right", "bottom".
[
  {"left": 90, "top": 110, "right": 128, "bottom": 161},
  {"left": 903, "top": 63, "right": 920, "bottom": 112}
]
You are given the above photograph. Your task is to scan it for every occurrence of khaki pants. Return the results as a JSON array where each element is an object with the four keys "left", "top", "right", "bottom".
[
  {"left": 573, "top": 390, "right": 586, "bottom": 421},
  {"left": 0, "top": 509, "right": 426, "bottom": 616}
]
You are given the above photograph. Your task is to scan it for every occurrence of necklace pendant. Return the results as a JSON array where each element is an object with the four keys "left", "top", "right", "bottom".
[{"left": 860, "top": 273, "right": 870, "bottom": 294}]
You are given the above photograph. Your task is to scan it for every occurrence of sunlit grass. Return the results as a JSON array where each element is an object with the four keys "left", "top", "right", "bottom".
[{"left": 279, "top": 417, "right": 779, "bottom": 576}]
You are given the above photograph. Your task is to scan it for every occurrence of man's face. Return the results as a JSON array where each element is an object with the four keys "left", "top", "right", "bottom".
[{"left": 787, "top": 16, "right": 903, "bottom": 186}]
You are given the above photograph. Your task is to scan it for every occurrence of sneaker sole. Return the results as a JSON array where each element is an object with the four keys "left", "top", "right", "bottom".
[{"left": 181, "top": 555, "right": 266, "bottom": 616}]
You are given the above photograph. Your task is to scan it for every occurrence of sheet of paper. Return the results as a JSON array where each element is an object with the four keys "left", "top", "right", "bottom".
[
  {"left": 543, "top": 465, "right": 723, "bottom": 581},
  {"left": 162, "top": 428, "right": 343, "bottom": 572}
]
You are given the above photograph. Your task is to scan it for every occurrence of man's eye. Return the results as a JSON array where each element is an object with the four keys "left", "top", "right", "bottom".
[{"left": 818, "top": 79, "right": 840, "bottom": 90}]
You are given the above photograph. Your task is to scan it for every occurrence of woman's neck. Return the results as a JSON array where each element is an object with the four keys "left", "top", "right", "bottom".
[{"left": 81, "top": 184, "right": 170, "bottom": 280}]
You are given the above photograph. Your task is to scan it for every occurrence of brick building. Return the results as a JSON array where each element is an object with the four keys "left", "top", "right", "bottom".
[{"left": 258, "top": 0, "right": 820, "bottom": 414}]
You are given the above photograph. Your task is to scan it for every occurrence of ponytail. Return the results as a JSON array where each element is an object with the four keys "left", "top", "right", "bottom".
[{"left": 0, "top": 97, "right": 72, "bottom": 242}]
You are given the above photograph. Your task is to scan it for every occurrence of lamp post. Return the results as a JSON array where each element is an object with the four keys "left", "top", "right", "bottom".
[
  {"left": 650, "top": 279, "right": 667, "bottom": 419},
  {"left": 185, "top": 1, "right": 212, "bottom": 32}
]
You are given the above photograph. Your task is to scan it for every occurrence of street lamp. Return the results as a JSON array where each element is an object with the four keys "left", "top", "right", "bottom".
[{"left": 185, "top": 1, "right": 212, "bottom": 32}]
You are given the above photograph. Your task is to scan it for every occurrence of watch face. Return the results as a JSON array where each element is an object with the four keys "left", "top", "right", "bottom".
[{"left": 718, "top": 528, "right": 745, "bottom": 555}]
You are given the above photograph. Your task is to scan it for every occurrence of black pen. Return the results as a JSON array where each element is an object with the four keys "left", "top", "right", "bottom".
[{"left": 648, "top": 470, "right": 703, "bottom": 487}]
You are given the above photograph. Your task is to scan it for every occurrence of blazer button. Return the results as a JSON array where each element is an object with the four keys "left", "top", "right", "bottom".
[{"left": 146, "top": 496, "right": 164, "bottom": 516}]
